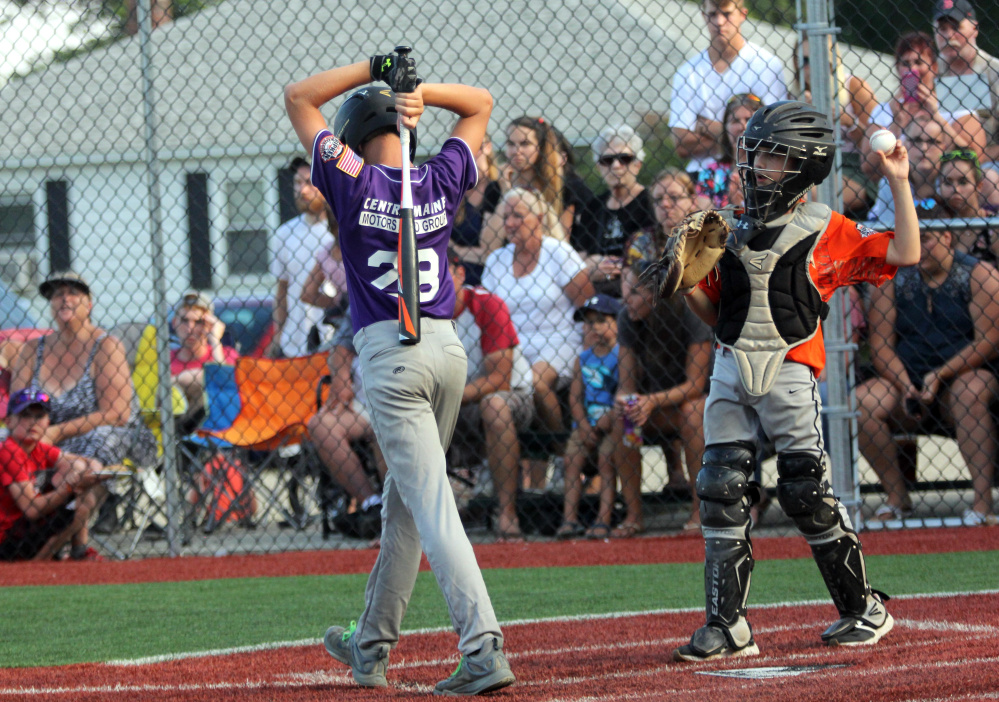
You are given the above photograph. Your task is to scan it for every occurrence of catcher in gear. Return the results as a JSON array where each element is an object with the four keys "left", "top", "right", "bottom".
[{"left": 669, "top": 101, "right": 921, "bottom": 662}]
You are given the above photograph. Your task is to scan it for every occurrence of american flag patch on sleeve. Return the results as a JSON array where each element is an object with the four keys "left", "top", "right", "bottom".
[{"left": 337, "top": 148, "right": 364, "bottom": 178}]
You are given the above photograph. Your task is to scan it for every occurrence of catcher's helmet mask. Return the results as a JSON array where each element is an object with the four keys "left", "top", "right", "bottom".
[
  {"left": 737, "top": 100, "right": 835, "bottom": 224},
  {"left": 332, "top": 87, "right": 417, "bottom": 162}
]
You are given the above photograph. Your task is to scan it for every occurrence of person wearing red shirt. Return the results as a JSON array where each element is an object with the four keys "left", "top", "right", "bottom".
[
  {"left": 170, "top": 291, "right": 238, "bottom": 430},
  {"left": 447, "top": 248, "right": 535, "bottom": 542},
  {"left": 0, "top": 389, "right": 104, "bottom": 561}
]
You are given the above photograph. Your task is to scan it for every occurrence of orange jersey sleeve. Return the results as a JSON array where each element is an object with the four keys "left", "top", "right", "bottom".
[{"left": 809, "top": 212, "right": 898, "bottom": 301}]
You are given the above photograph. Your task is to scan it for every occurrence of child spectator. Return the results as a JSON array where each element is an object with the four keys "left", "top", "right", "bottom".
[
  {"left": 0, "top": 389, "right": 104, "bottom": 561},
  {"left": 693, "top": 93, "right": 763, "bottom": 210},
  {"left": 556, "top": 294, "right": 621, "bottom": 540}
]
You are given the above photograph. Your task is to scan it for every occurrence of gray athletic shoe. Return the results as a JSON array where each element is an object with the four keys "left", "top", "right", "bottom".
[
  {"left": 323, "top": 621, "right": 389, "bottom": 687},
  {"left": 672, "top": 619, "right": 760, "bottom": 662},
  {"left": 821, "top": 592, "right": 894, "bottom": 646},
  {"left": 434, "top": 637, "right": 515, "bottom": 696}
]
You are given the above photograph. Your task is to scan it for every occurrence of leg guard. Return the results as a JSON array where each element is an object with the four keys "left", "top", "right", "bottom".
[
  {"left": 697, "top": 443, "right": 757, "bottom": 631},
  {"left": 777, "top": 453, "right": 873, "bottom": 618}
]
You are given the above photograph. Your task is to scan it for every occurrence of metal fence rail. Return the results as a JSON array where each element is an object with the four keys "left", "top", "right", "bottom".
[{"left": 1, "top": 0, "right": 996, "bottom": 559}]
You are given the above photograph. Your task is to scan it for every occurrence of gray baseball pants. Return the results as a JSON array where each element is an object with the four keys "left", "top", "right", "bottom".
[{"left": 352, "top": 318, "right": 502, "bottom": 656}]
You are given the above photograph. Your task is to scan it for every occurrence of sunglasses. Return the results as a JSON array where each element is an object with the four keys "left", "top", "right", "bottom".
[
  {"left": 598, "top": 153, "right": 637, "bottom": 167},
  {"left": 940, "top": 148, "right": 981, "bottom": 166}
]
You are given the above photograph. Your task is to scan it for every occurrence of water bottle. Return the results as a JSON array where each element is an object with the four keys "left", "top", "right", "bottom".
[{"left": 622, "top": 394, "right": 643, "bottom": 447}]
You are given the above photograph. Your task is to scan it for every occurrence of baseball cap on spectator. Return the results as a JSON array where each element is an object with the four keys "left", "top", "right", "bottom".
[
  {"left": 7, "top": 388, "right": 51, "bottom": 416},
  {"left": 934, "top": 0, "right": 975, "bottom": 22},
  {"left": 574, "top": 293, "right": 623, "bottom": 321},
  {"left": 177, "top": 290, "right": 214, "bottom": 315},
  {"left": 39, "top": 271, "right": 91, "bottom": 300}
]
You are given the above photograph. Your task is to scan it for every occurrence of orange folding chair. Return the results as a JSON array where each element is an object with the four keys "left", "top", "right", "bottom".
[{"left": 195, "top": 353, "right": 329, "bottom": 530}]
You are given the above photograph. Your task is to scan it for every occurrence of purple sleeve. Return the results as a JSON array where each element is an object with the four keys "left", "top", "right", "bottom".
[{"left": 310, "top": 129, "right": 364, "bottom": 223}]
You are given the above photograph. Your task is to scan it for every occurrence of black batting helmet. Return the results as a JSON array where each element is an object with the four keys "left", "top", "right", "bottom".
[
  {"left": 332, "top": 87, "right": 417, "bottom": 161},
  {"left": 737, "top": 101, "right": 835, "bottom": 222}
]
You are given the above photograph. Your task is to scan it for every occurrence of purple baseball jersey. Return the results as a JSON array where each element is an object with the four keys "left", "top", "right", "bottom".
[{"left": 311, "top": 130, "right": 477, "bottom": 331}]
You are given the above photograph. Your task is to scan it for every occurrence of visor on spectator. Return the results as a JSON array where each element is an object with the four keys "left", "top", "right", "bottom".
[{"left": 8, "top": 389, "right": 51, "bottom": 415}]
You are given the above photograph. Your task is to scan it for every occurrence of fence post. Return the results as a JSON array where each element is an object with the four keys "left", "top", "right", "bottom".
[
  {"left": 137, "top": 0, "right": 180, "bottom": 556},
  {"left": 799, "top": 0, "right": 862, "bottom": 524}
]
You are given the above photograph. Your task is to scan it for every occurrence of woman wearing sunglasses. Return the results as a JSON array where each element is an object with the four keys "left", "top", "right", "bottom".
[
  {"left": 936, "top": 148, "right": 999, "bottom": 264},
  {"left": 577, "top": 125, "right": 657, "bottom": 296}
]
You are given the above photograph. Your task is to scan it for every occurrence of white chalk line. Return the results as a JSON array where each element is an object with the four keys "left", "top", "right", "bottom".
[{"left": 0, "top": 588, "right": 995, "bottom": 698}]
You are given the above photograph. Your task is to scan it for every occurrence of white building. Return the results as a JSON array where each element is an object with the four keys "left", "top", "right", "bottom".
[{"left": 0, "top": 0, "right": 894, "bottom": 329}]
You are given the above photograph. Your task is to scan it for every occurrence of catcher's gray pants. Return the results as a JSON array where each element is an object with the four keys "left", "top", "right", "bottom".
[
  {"left": 352, "top": 318, "right": 502, "bottom": 656},
  {"left": 704, "top": 347, "right": 825, "bottom": 456}
]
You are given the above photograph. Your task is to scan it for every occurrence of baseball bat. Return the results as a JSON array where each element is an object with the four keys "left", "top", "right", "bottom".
[{"left": 395, "top": 44, "right": 420, "bottom": 345}]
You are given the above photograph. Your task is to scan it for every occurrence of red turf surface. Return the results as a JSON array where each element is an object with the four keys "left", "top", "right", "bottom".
[
  {"left": 1, "top": 593, "right": 996, "bottom": 701},
  {"left": 3, "top": 526, "right": 997, "bottom": 587}
]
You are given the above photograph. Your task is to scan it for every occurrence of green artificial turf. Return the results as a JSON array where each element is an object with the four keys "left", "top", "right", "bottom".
[{"left": 0, "top": 551, "right": 995, "bottom": 668}]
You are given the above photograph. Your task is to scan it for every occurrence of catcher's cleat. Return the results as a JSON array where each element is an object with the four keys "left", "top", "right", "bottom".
[
  {"left": 434, "top": 637, "right": 515, "bottom": 696},
  {"left": 323, "top": 621, "right": 389, "bottom": 687},
  {"left": 672, "top": 620, "right": 760, "bottom": 662},
  {"left": 821, "top": 592, "right": 894, "bottom": 647}
]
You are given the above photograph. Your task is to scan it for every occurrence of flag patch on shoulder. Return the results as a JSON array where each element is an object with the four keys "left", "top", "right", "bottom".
[
  {"left": 319, "top": 135, "right": 344, "bottom": 163},
  {"left": 337, "top": 148, "right": 364, "bottom": 178}
]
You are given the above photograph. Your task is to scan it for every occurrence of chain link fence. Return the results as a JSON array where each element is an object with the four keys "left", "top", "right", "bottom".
[{"left": 0, "top": 0, "right": 996, "bottom": 560}]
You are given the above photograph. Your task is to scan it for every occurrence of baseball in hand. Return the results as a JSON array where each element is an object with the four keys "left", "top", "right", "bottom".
[{"left": 869, "top": 129, "right": 897, "bottom": 154}]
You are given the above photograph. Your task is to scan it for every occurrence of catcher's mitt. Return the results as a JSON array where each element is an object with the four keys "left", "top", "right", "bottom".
[{"left": 642, "top": 209, "right": 730, "bottom": 299}]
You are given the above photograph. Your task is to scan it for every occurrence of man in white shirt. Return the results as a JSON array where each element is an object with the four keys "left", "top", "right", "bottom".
[
  {"left": 669, "top": 0, "right": 787, "bottom": 175},
  {"left": 930, "top": 0, "right": 999, "bottom": 162},
  {"left": 267, "top": 157, "right": 332, "bottom": 358}
]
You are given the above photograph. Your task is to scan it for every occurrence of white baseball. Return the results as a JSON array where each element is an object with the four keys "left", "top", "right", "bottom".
[{"left": 869, "top": 129, "right": 897, "bottom": 154}]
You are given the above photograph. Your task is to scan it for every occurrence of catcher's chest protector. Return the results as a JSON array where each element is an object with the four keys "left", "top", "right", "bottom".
[{"left": 715, "top": 202, "right": 832, "bottom": 396}]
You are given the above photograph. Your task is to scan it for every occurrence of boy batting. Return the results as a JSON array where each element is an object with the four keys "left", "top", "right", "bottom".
[
  {"left": 284, "top": 49, "right": 515, "bottom": 694},
  {"left": 648, "top": 101, "right": 918, "bottom": 660}
]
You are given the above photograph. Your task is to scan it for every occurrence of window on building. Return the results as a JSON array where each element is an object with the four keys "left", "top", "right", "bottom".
[
  {"left": 225, "top": 179, "right": 268, "bottom": 275},
  {"left": 0, "top": 196, "right": 37, "bottom": 294}
]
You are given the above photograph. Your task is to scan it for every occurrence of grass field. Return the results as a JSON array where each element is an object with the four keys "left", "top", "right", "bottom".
[{"left": 2, "top": 550, "right": 995, "bottom": 669}]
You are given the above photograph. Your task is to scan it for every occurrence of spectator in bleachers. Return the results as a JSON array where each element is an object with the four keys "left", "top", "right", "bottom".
[
  {"left": 9, "top": 271, "right": 155, "bottom": 556},
  {"left": 792, "top": 37, "right": 879, "bottom": 219},
  {"left": 307, "top": 312, "right": 385, "bottom": 541},
  {"left": 865, "top": 31, "right": 984, "bottom": 179},
  {"left": 669, "top": 0, "right": 787, "bottom": 177},
  {"left": 616, "top": 262, "right": 713, "bottom": 536},
  {"left": 692, "top": 92, "right": 762, "bottom": 210},
  {"left": 482, "top": 188, "right": 594, "bottom": 434},
  {"left": 869, "top": 115, "right": 953, "bottom": 226},
  {"left": 446, "top": 249, "right": 535, "bottom": 542},
  {"left": 170, "top": 291, "right": 238, "bottom": 431},
  {"left": 267, "top": 157, "right": 331, "bottom": 358},
  {"left": 857, "top": 204, "right": 999, "bottom": 525},
  {"left": 447, "top": 135, "right": 505, "bottom": 287},
  {"left": 628, "top": 169, "right": 700, "bottom": 267},
  {"left": 577, "top": 126, "right": 656, "bottom": 296},
  {"left": 0, "top": 389, "right": 104, "bottom": 561},
  {"left": 936, "top": 148, "right": 999, "bottom": 263},
  {"left": 557, "top": 294, "right": 621, "bottom": 540},
  {"left": 502, "top": 116, "right": 593, "bottom": 246},
  {"left": 300, "top": 208, "right": 348, "bottom": 319},
  {"left": 931, "top": 0, "right": 999, "bottom": 163}
]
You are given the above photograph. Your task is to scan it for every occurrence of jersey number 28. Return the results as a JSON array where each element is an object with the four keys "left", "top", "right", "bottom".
[{"left": 368, "top": 249, "right": 440, "bottom": 302}]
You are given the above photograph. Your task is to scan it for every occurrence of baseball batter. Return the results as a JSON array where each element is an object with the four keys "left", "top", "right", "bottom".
[
  {"left": 668, "top": 101, "right": 919, "bottom": 661},
  {"left": 284, "top": 51, "right": 515, "bottom": 695}
]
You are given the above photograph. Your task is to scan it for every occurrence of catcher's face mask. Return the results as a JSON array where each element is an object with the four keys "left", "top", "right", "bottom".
[{"left": 738, "top": 136, "right": 809, "bottom": 222}]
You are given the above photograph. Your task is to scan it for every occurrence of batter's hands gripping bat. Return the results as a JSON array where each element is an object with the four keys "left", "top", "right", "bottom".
[{"left": 393, "top": 44, "right": 420, "bottom": 344}]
